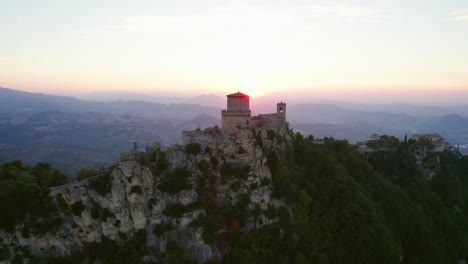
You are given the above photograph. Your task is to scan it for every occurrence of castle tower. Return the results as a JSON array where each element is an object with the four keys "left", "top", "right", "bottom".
[
  {"left": 277, "top": 101, "right": 286, "bottom": 120},
  {"left": 222, "top": 91, "right": 251, "bottom": 132}
]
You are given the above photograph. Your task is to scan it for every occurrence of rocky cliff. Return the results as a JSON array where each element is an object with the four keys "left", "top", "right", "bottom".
[{"left": 1, "top": 126, "right": 291, "bottom": 263}]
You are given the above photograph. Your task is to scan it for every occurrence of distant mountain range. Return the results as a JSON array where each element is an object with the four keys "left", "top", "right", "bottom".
[
  {"left": 70, "top": 90, "right": 468, "bottom": 117},
  {"left": 75, "top": 91, "right": 226, "bottom": 108},
  {"left": 1, "top": 86, "right": 467, "bottom": 174},
  {"left": 0, "top": 87, "right": 220, "bottom": 119}
]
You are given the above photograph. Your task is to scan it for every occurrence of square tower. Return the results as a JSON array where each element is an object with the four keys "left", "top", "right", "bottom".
[
  {"left": 227, "top": 92, "right": 250, "bottom": 112},
  {"left": 222, "top": 92, "right": 251, "bottom": 132}
]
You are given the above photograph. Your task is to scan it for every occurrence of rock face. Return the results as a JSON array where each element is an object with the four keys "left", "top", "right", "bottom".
[{"left": 1, "top": 125, "right": 290, "bottom": 262}]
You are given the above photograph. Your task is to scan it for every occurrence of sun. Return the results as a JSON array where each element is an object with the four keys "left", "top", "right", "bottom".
[{"left": 242, "top": 80, "right": 266, "bottom": 98}]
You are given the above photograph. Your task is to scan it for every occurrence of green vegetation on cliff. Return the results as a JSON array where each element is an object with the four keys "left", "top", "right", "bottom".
[
  {"left": 231, "top": 133, "right": 468, "bottom": 264},
  {"left": 0, "top": 161, "right": 65, "bottom": 233},
  {"left": 2, "top": 130, "right": 468, "bottom": 263}
]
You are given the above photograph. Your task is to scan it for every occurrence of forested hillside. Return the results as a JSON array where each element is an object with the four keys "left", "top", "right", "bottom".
[
  {"left": 1, "top": 130, "right": 468, "bottom": 263},
  {"left": 261, "top": 134, "right": 468, "bottom": 263}
]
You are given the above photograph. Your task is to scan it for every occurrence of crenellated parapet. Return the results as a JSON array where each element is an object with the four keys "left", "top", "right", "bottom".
[{"left": 182, "top": 126, "right": 222, "bottom": 146}]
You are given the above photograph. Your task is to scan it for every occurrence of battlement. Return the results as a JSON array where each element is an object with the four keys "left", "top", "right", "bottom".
[
  {"left": 221, "top": 110, "right": 251, "bottom": 116},
  {"left": 182, "top": 127, "right": 222, "bottom": 146}
]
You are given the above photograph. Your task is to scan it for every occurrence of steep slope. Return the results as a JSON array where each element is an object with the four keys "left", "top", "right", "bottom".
[{"left": 1, "top": 126, "right": 288, "bottom": 262}]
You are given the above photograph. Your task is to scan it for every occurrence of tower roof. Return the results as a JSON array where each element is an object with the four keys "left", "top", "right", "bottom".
[{"left": 227, "top": 92, "right": 249, "bottom": 97}]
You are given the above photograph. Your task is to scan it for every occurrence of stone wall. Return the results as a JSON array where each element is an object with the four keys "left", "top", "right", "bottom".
[
  {"left": 182, "top": 127, "right": 222, "bottom": 146},
  {"left": 251, "top": 113, "right": 288, "bottom": 132},
  {"left": 221, "top": 114, "right": 251, "bottom": 133}
]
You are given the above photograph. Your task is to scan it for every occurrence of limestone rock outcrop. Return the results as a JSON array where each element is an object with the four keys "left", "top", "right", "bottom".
[{"left": 1, "top": 125, "right": 291, "bottom": 262}]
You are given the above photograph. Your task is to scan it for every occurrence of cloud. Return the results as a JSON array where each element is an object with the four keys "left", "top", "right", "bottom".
[
  {"left": 78, "top": 3, "right": 385, "bottom": 36},
  {"left": 449, "top": 8, "right": 468, "bottom": 21}
]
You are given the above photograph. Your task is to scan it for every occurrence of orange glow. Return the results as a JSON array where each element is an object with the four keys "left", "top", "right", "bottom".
[
  {"left": 1, "top": 1, "right": 468, "bottom": 102},
  {"left": 242, "top": 80, "right": 269, "bottom": 98}
]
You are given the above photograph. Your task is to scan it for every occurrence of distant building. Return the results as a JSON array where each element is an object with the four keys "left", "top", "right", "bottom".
[
  {"left": 411, "top": 133, "right": 449, "bottom": 152},
  {"left": 221, "top": 91, "right": 287, "bottom": 133}
]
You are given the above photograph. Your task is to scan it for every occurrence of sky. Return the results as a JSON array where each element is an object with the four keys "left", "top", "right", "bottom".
[{"left": 1, "top": 0, "right": 468, "bottom": 103}]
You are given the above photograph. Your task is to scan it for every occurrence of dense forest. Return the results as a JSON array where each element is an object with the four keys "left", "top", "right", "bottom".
[
  {"left": 1, "top": 132, "right": 468, "bottom": 263},
  {"left": 0, "top": 162, "right": 66, "bottom": 233}
]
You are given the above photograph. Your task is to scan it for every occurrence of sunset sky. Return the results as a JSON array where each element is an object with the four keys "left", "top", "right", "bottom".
[{"left": 1, "top": 0, "right": 468, "bottom": 103}]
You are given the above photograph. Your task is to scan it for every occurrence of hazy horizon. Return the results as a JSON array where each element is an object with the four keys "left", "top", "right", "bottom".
[{"left": 2, "top": 85, "right": 468, "bottom": 107}]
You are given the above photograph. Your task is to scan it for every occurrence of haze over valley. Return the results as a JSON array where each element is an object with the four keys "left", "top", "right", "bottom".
[{"left": 1, "top": 86, "right": 467, "bottom": 174}]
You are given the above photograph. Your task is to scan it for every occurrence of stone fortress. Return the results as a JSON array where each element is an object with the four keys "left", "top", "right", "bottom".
[
  {"left": 221, "top": 91, "right": 287, "bottom": 133},
  {"left": 182, "top": 91, "right": 288, "bottom": 145}
]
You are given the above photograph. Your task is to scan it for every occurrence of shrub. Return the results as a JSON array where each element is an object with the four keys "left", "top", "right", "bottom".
[
  {"left": 202, "top": 217, "right": 215, "bottom": 244},
  {"left": 148, "top": 198, "right": 156, "bottom": 210},
  {"left": 77, "top": 168, "right": 98, "bottom": 181},
  {"left": 230, "top": 181, "right": 241, "bottom": 192},
  {"left": 250, "top": 182, "right": 258, "bottom": 190},
  {"left": 366, "top": 135, "right": 400, "bottom": 149},
  {"left": 266, "top": 130, "right": 275, "bottom": 140},
  {"left": 265, "top": 205, "right": 277, "bottom": 219},
  {"left": 33, "top": 163, "right": 67, "bottom": 187},
  {"left": 136, "top": 152, "right": 152, "bottom": 167},
  {"left": 221, "top": 162, "right": 250, "bottom": 180},
  {"left": 276, "top": 134, "right": 284, "bottom": 143},
  {"left": 56, "top": 194, "right": 69, "bottom": 211},
  {"left": 197, "top": 160, "right": 211, "bottom": 191},
  {"left": 100, "top": 208, "right": 115, "bottom": 221},
  {"left": 153, "top": 222, "right": 173, "bottom": 236},
  {"left": 29, "top": 215, "right": 63, "bottom": 234},
  {"left": 155, "top": 152, "right": 168, "bottom": 174},
  {"left": 163, "top": 202, "right": 199, "bottom": 218},
  {"left": 197, "top": 160, "right": 210, "bottom": 174},
  {"left": 189, "top": 214, "right": 205, "bottom": 228},
  {"left": 238, "top": 146, "right": 246, "bottom": 154},
  {"left": 159, "top": 167, "right": 192, "bottom": 194},
  {"left": 129, "top": 185, "right": 143, "bottom": 195},
  {"left": 71, "top": 201, "right": 85, "bottom": 216},
  {"left": 227, "top": 194, "right": 251, "bottom": 227},
  {"left": 210, "top": 157, "right": 219, "bottom": 167},
  {"left": 88, "top": 172, "right": 112, "bottom": 196},
  {"left": 91, "top": 207, "right": 100, "bottom": 219},
  {"left": 204, "top": 146, "right": 211, "bottom": 154},
  {"left": 260, "top": 177, "right": 270, "bottom": 187},
  {"left": 21, "top": 226, "right": 30, "bottom": 238},
  {"left": 278, "top": 206, "right": 290, "bottom": 227},
  {"left": 255, "top": 132, "right": 264, "bottom": 148},
  {"left": 237, "top": 194, "right": 251, "bottom": 208},
  {"left": 185, "top": 143, "right": 202, "bottom": 156}
]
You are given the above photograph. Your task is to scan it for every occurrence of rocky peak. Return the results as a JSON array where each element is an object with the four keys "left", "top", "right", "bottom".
[{"left": 2, "top": 125, "right": 292, "bottom": 263}]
